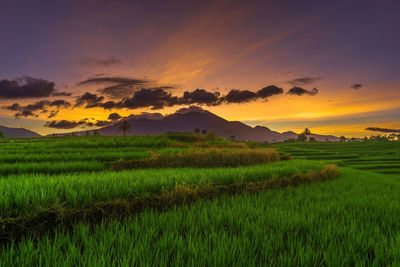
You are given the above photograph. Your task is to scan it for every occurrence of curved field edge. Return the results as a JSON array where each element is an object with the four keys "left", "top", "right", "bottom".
[
  {"left": 0, "top": 164, "right": 338, "bottom": 245},
  {"left": 0, "top": 160, "right": 325, "bottom": 218},
  {"left": 3, "top": 168, "right": 400, "bottom": 266}
]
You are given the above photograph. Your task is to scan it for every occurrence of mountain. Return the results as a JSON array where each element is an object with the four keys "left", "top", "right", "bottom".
[
  {"left": 87, "top": 107, "right": 340, "bottom": 142},
  {"left": 0, "top": 125, "right": 41, "bottom": 138}
]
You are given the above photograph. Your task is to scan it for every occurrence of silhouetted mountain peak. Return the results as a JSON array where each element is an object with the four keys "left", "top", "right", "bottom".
[{"left": 0, "top": 125, "right": 41, "bottom": 138}]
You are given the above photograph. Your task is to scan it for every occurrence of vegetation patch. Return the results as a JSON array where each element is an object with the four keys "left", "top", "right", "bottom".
[
  {"left": 111, "top": 148, "right": 281, "bottom": 170},
  {"left": 0, "top": 164, "right": 338, "bottom": 246}
]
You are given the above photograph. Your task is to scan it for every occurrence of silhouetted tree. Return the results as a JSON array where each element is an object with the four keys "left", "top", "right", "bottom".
[
  {"left": 93, "top": 130, "right": 101, "bottom": 136},
  {"left": 339, "top": 136, "right": 347, "bottom": 142},
  {"left": 302, "top": 128, "right": 311, "bottom": 141},
  {"left": 230, "top": 135, "right": 236, "bottom": 141},
  {"left": 194, "top": 128, "right": 200, "bottom": 134},
  {"left": 119, "top": 121, "right": 131, "bottom": 136},
  {"left": 0, "top": 131, "right": 5, "bottom": 139},
  {"left": 201, "top": 129, "right": 207, "bottom": 135}
]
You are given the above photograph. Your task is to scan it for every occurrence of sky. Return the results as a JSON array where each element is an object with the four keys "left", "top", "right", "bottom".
[{"left": 0, "top": 0, "right": 399, "bottom": 137}]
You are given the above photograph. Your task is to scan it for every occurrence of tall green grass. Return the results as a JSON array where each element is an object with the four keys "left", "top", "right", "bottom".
[
  {"left": 0, "top": 160, "right": 325, "bottom": 218},
  {"left": 2, "top": 168, "right": 400, "bottom": 266}
]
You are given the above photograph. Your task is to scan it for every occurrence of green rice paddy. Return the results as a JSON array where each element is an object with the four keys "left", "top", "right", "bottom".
[{"left": 0, "top": 135, "right": 399, "bottom": 266}]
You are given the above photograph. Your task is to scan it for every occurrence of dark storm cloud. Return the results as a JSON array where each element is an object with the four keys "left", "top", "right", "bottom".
[
  {"left": 287, "top": 77, "right": 323, "bottom": 86},
  {"left": 49, "top": 99, "right": 72, "bottom": 108},
  {"left": 3, "top": 99, "right": 71, "bottom": 118},
  {"left": 108, "top": 113, "right": 121, "bottom": 121},
  {"left": 51, "top": 91, "right": 72, "bottom": 97},
  {"left": 77, "top": 56, "right": 122, "bottom": 67},
  {"left": 287, "top": 87, "right": 318, "bottom": 96},
  {"left": 122, "top": 88, "right": 180, "bottom": 110},
  {"left": 75, "top": 92, "right": 105, "bottom": 108},
  {"left": 222, "top": 86, "right": 283, "bottom": 104},
  {"left": 45, "top": 117, "right": 116, "bottom": 129},
  {"left": 366, "top": 127, "right": 400, "bottom": 133},
  {"left": 77, "top": 76, "right": 153, "bottom": 99},
  {"left": 351, "top": 83, "right": 363, "bottom": 89},
  {"left": 74, "top": 84, "right": 285, "bottom": 110},
  {"left": 0, "top": 76, "right": 70, "bottom": 99},
  {"left": 223, "top": 89, "right": 258, "bottom": 103},
  {"left": 257, "top": 85, "right": 284, "bottom": 98},
  {"left": 181, "top": 89, "right": 221, "bottom": 105},
  {"left": 0, "top": 77, "right": 56, "bottom": 99},
  {"left": 45, "top": 120, "right": 86, "bottom": 129}
]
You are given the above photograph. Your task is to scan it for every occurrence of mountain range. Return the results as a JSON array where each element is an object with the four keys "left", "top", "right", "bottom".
[
  {"left": 1, "top": 107, "right": 340, "bottom": 142},
  {"left": 0, "top": 125, "right": 41, "bottom": 138},
  {"left": 58, "top": 107, "right": 340, "bottom": 142}
]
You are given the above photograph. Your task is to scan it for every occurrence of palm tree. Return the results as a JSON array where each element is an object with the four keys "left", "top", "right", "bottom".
[
  {"left": 118, "top": 120, "right": 131, "bottom": 136},
  {"left": 302, "top": 128, "right": 311, "bottom": 141}
]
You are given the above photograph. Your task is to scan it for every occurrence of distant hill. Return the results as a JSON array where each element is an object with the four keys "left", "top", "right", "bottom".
[
  {"left": 0, "top": 125, "right": 41, "bottom": 138},
  {"left": 58, "top": 106, "right": 339, "bottom": 142}
]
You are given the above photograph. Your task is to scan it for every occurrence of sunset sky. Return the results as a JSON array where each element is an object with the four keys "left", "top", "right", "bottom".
[{"left": 0, "top": 0, "right": 399, "bottom": 137}]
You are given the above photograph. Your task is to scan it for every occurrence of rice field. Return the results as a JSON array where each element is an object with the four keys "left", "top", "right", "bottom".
[
  {"left": 1, "top": 135, "right": 399, "bottom": 266},
  {"left": 273, "top": 141, "right": 400, "bottom": 174}
]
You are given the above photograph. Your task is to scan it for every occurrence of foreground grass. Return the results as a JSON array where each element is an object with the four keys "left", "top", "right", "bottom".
[
  {"left": 1, "top": 164, "right": 338, "bottom": 245},
  {"left": 2, "top": 168, "right": 400, "bottom": 266},
  {"left": 0, "top": 160, "right": 325, "bottom": 218}
]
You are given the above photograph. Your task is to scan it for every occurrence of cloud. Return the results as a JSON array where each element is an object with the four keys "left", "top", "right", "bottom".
[
  {"left": 287, "top": 76, "right": 323, "bottom": 86},
  {"left": 45, "top": 120, "right": 87, "bottom": 129},
  {"left": 77, "top": 76, "right": 153, "bottom": 99},
  {"left": 351, "top": 83, "right": 363, "bottom": 89},
  {"left": 366, "top": 127, "right": 400, "bottom": 133},
  {"left": 108, "top": 113, "right": 121, "bottom": 121},
  {"left": 77, "top": 57, "right": 122, "bottom": 67},
  {"left": 51, "top": 91, "right": 72, "bottom": 97},
  {"left": 77, "top": 76, "right": 179, "bottom": 99},
  {"left": 49, "top": 100, "right": 72, "bottom": 108},
  {"left": 75, "top": 92, "right": 105, "bottom": 108},
  {"left": 0, "top": 76, "right": 69, "bottom": 99},
  {"left": 45, "top": 117, "right": 115, "bottom": 129},
  {"left": 287, "top": 87, "right": 318, "bottom": 96},
  {"left": 3, "top": 100, "right": 71, "bottom": 118},
  {"left": 74, "top": 84, "right": 285, "bottom": 110},
  {"left": 223, "top": 89, "right": 258, "bottom": 103},
  {"left": 181, "top": 89, "right": 220, "bottom": 105},
  {"left": 176, "top": 106, "right": 207, "bottom": 114},
  {"left": 122, "top": 88, "right": 180, "bottom": 110},
  {"left": 223, "top": 86, "right": 283, "bottom": 104},
  {"left": 257, "top": 85, "right": 283, "bottom": 98}
]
